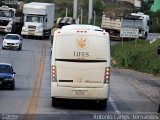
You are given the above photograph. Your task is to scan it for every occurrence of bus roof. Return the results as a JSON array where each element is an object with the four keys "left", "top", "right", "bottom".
[{"left": 61, "top": 24, "right": 103, "bottom": 31}]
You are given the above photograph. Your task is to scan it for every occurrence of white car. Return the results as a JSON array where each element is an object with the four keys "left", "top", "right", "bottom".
[{"left": 2, "top": 34, "right": 22, "bottom": 50}]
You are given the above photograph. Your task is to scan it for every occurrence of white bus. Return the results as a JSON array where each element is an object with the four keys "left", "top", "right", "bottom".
[{"left": 51, "top": 24, "right": 111, "bottom": 108}]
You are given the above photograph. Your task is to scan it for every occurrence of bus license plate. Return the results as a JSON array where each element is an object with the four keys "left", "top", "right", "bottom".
[{"left": 72, "top": 90, "right": 87, "bottom": 95}]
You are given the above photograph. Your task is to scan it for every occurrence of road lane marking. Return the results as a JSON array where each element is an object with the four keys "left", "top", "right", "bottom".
[
  {"left": 24, "top": 40, "right": 48, "bottom": 120},
  {"left": 109, "top": 97, "right": 121, "bottom": 114}
]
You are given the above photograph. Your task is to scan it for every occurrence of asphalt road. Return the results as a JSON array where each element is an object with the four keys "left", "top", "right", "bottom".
[
  {"left": 147, "top": 33, "right": 160, "bottom": 41},
  {"left": 0, "top": 34, "right": 159, "bottom": 120}
]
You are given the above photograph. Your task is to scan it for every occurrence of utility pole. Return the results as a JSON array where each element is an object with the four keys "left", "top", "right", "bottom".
[
  {"left": 93, "top": 10, "right": 96, "bottom": 25},
  {"left": 65, "top": 8, "right": 68, "bottom": 17},
  {"left": 80, "top": 8, "right": 83, "bottom": 24},
  {"left": 73, "top": 0, "right": 77, "bottom": 19},
  {"left": 73, "top": 0, "right": 93, "bottom": 24},
  {"left": 88, "top": 0, "right": 93, "bottom": 24}
]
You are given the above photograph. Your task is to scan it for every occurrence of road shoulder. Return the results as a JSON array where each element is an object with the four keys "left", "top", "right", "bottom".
[{"left": 112, "top": 67, "right": 160, "bottom": 109}]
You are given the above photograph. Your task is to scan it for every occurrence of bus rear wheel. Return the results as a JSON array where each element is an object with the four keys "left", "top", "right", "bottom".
[
  {"left": 98, "top": 100, "right": 107, "bottom": 109},
  {"left": 52, "top": 98, "right": 59, "bottom": 107}
]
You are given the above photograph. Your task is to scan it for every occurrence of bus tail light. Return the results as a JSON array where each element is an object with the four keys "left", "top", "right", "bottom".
[
  {"left": 52, "top": 65, "right": 57, "bottom": 82},
  {"left": 104, "top": 67, "right": 110, "bottom": 83}
]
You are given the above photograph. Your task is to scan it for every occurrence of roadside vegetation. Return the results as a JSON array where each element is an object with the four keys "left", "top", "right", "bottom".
[
  {"left": 111, "top": 39, "right": 160, "bottom": 76},
  {"left": 148, "top": 11, "right": 160, "bottom": 33}
]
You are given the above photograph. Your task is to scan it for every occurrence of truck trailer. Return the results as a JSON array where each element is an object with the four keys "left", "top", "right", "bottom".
[
  {"left": 101, "top": 12, "right": 151, "bottom": 40},
  {"left": 21, "top": 2, "right": 55, "bottom": 39}
]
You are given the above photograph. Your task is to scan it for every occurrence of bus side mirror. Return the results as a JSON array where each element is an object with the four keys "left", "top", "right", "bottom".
[{"left": 158, "top": 46, "right": 160, "bottom": 55}]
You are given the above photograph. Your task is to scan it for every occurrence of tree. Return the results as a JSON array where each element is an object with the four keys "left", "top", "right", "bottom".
[
  {"left": 93, "top": 0, "right": 104, "bottom": 16},
  {"left": 141, "top": 0, "right": 152, "bottom": 13}
]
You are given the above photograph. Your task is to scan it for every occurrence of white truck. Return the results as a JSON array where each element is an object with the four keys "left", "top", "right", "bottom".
[
  {"left": 21, "top": 2, "right": 55, "bottom": 39},
  {"left": 101, "top": 12, "right": 151, "bottom": 40},
  {"left": 0, "top": 1, "right": 24, "bottom": 34},
  {"left": 131, "top": 12, "right": 150, "bottom": 39}
]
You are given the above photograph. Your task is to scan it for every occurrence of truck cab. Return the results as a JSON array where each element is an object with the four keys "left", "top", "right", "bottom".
[
  {"left": 56, "top": 17, "right": 76, "bottom": 28},
  {"left": 131, "top": 12, "right": 151, "bottom": 39},
  {"left": 22, "top": 14, "right": 47, "bottom": 37},
  {"left": 0, "top": 6, "right": 15, "bottom": 33},
  {"left": 21, "top": 2, "right": 55, "bottom": 39}
]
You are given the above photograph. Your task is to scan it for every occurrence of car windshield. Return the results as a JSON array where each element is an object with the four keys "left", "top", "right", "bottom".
[
  {"left": 0, "top": 65, "right": 12, "bottom": 73},
  {"left": 0, "top": 10, "right": 12, "bottom": 17},
  {"left": 26, "top": 15, "right": 44, "bottom": 23},
  {"left": 5, "top": 35, "right": 19, "bottom": 40}
]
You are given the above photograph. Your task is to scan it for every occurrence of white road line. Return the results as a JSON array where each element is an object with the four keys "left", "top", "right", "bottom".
[{"left": 109, "top": 97, "right": 121, "bottom": 114}]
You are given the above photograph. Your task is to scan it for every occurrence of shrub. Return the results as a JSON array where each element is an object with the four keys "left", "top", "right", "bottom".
[{"left": 111, "top": 39, "right": 160, "bottom": 75}]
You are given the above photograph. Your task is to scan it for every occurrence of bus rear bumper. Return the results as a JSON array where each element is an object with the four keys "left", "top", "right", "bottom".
[{"left": 51, "top": 82, "right": 109, "bottom": 100}]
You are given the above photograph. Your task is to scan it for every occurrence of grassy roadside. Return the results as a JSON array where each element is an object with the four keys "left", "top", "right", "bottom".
[{"left": 111, "top": 39, "right": 160, "bottom": 76}]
